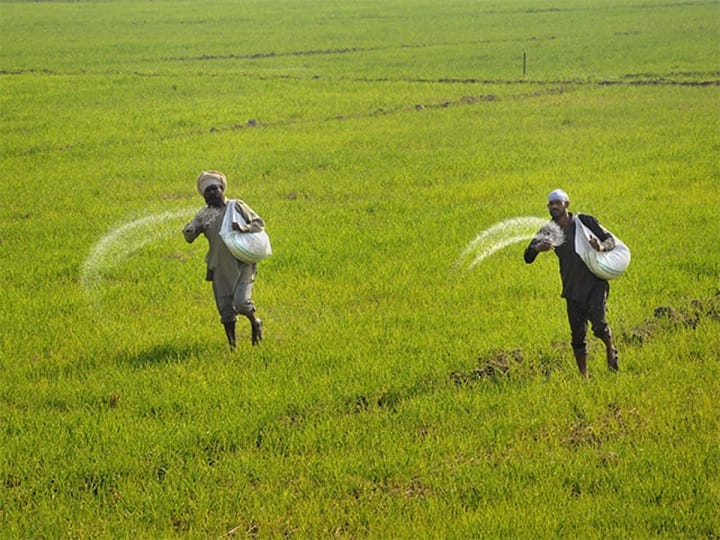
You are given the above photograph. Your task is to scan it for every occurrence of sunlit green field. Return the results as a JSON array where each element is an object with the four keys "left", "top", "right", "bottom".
[{"left": 1, "top": 0, "right": 719, "bottom": 537}]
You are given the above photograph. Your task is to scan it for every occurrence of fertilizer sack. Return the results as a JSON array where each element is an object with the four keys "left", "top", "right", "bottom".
[
  {"left": 574, "top": 217, "right": 630, "bottom": 280},
  {"left": 220, "top": 200, "right": 272, "bottom": 264}
]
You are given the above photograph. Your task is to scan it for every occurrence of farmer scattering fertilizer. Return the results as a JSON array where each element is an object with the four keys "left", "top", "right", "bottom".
[
  {"left": 524, "top": 189, "right": 630, "bottom": 379},
  {"left": 183, "top": 170, "right": 270, "bottom": 349}
]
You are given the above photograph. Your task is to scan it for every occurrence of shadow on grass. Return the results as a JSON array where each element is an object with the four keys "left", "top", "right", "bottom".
[{"left": 116, "top": 342, "right": 208, "bottom": 368}]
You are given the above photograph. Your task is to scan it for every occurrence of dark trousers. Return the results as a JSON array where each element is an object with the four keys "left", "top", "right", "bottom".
[{"left": 566, "top": 289, "right": 612, "bottom": 356}]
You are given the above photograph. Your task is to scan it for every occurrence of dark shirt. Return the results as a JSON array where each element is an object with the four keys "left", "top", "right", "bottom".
[{"left": 524, "top": 213, "right": 611, "bottom": 303}]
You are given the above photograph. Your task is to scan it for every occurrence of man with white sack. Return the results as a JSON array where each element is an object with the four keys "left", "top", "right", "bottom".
[
  {"left": 524, "top": 189, "right": 623, "bottom": 378},
  {"left": 183, "top": 170, "right": 267, "bottom": 349}
]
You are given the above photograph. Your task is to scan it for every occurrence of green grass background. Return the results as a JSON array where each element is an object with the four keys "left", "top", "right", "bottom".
[{"left": 1, "top": 0, "right": 719, "bottom": 537}]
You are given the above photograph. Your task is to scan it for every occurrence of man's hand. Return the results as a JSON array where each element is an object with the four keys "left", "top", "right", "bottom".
[
  {"left": 534, "top": 240, "right": 553, "bottom": 253},
  {"left": 588, "top": 237, "right": 605, "bottom": 252},
  {"left": 182, "top": 222, "right": 201, "bottom": 243}
]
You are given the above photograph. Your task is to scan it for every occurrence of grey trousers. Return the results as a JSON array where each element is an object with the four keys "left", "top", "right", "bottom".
[{"left": 212, "top": 264, "right": 257, "bottom": 323}]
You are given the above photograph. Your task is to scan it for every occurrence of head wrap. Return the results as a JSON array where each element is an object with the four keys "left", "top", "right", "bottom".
[
  {"left": 548, "top": 189, "right": 569, "bottom": 203},
  {"left": 196, "top": 170, "right": 227, "bottom": 196}
]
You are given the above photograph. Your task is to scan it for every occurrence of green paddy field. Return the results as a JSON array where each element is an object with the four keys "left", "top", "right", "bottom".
[{"left": 1, "top": 0, "right": 719, "bottom": 537}]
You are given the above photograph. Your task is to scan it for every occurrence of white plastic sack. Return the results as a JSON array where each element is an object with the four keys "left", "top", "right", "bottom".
[
  {"left": 219, "top": 200, "right": 272, "bottom": 264},
  {"left": 574, "top": 217, "right": 630, "bottom": 280}
]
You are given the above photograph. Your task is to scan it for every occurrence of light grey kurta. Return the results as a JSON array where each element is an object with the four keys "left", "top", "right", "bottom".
[{"left": 183, "top": 200, "right": 265, "bottom": 322}]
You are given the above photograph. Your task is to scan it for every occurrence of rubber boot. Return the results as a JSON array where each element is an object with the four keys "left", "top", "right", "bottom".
[
  {"left": 604, "top": 338, "right": 619, "bottom": 372},
  {"left": 249, "top": 314, "right": 263, "bottom": 346},
  {"left": 223, "top": 321, "right": 237, "bottom": 350},
  {"left": 574, "top": 352, "right": 588, "bottom": 379}
]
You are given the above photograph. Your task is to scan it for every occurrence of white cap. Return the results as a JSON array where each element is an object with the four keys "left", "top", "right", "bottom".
[{"left": 548, "top": 189, "right": 569, "bottom": 202}]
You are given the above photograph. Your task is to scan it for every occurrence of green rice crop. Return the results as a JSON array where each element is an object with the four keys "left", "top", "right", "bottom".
[{"left": 1, "top": 0, "right": 718, "bottom": 537}]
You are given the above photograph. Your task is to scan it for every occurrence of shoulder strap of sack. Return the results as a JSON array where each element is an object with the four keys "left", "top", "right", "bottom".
[{"left": 577, "top": 213, "right": 610, "bottom": 240}]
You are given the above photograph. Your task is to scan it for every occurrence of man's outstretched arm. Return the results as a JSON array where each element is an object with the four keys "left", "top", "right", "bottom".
[{"left": 524, "top": 239, "right": 552, "bottom": 263}]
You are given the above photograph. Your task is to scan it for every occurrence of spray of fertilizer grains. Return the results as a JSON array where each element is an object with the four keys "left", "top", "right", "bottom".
[
  {"left": 457, "top": 216, "right": 550, "bottom": 270},
  {"left": 81, "top": 209, "right": 197, "bottom": 304}
]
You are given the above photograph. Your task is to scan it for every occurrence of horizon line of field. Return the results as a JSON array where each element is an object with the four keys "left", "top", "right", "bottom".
[
  {"left": 2, "top": 26, "right": 717, "bottom": 82},
  {"left": 160, "top": 35, "right": 553, "bottom": 63},
  {"left": 2, "top": 66, "right": 717, "bottom": 87}
]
